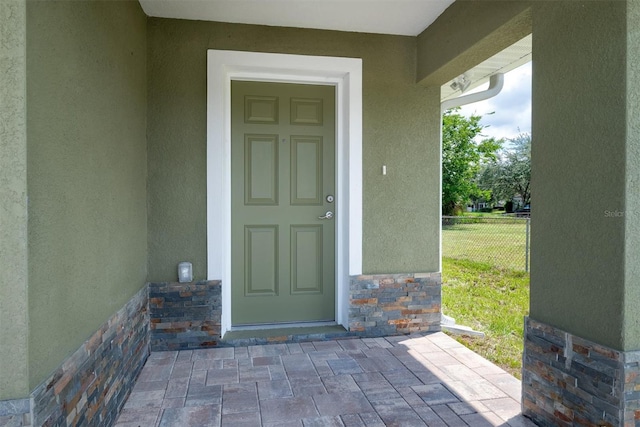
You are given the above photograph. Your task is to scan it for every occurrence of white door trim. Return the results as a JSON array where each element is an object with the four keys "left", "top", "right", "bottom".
[{"left": 206, "top": 50, "right": 362, "bottom": 336}]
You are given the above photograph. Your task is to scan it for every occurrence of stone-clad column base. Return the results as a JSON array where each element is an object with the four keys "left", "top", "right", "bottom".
[
  {"left": 523, "top": 317, "right": 640, "bottom": 427},
  {"left": 349, "top": 273, "right": 441, "bottom": 336}
]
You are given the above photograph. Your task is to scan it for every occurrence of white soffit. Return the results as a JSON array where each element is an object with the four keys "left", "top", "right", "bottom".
[
  {"left": 441, "top": 34, "right": 532, "bottom": 102},
  {"left": 138, "top": 0, "right": 455, "bottom": 36}
]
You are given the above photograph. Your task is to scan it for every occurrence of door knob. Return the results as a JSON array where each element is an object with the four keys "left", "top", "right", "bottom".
[{"left": 318, "top": 211, "right": 334, "bottom": 220}]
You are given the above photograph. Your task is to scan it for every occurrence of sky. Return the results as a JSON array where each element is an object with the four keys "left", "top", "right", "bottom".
[{"left": 457, "top": 61, "right": 532, "bottom": 143}]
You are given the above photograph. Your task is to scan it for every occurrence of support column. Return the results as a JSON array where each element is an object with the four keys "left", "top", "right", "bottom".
[
  {"left": 524, "top": 1, "right": 640, "bottom": 425},
  {"left": 623, "top": 0, "right": 640, "bottom": 354},
  {"left": 0, "top": 0, "right": 29, "bottom": 405}
]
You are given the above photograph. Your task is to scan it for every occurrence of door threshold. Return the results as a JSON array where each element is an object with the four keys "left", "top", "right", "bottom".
[
  {"left": 230, "top": 321, "right": 337, "bottom": 331},
  {"left": 221, "top": 323, "right": 352, "bottom": 346}
]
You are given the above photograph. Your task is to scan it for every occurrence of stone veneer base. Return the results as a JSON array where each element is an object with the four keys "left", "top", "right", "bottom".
[
  {"left": 27, "top": 285, "right": 149, "bottom": 427},
  {"left": 523, "top": 316, "right": 640, "bottom": 427},
  {"left": 148, "top": 272, "right": 442, "bottom": 350},
  {"left": 149, "top": 280, "right": 221, "bottom": 351},
  {"left": 0, "top": 398, "right": 30, "bottom": 427},
  {"left": 349, "top": 273, "right": 441, "bottom": 336}
]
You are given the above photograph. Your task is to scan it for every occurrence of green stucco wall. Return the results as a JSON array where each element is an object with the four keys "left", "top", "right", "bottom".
[
  {"left": 530, "top": 1, "right": 628, "bottom": 350},
  {"left": 417, "top": 0, "right": 531, "bottom": 86},
  {"left": 0, "top": 0, "right": 29, "bottom": 400},
  {"left": 26, "top": 0, "right": 148, "bottom": 388},
  {"left": 623, "top": 0, "right": 640, "bottom": 350},
  {"left": 146, "top": 20, "right": 441, "bottom": 279}
]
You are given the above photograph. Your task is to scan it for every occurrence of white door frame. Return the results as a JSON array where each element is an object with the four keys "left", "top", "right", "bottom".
[{"left": 207, "top": 50, "right": 362, "bottom": 336}]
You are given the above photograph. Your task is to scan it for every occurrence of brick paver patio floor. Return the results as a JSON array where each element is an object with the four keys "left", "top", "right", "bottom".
[{"left": 114, "top": 332, "right": 536, "bottom": 426}]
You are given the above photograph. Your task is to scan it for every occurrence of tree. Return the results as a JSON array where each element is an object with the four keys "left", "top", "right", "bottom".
[
  {"left": 442, "top": 109, "right": 502, "bottom": 215},
  {"left": 478, "top": 133, "right": 531, "bottom": 209}
]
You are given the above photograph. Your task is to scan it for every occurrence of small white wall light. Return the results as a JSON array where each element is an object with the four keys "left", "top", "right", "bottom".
[
  {"left": 450, "top": 73, "right": 471, "bottom": 93},
  {"left": 178, "top": 262, "right": 193, "bottom": 283}
]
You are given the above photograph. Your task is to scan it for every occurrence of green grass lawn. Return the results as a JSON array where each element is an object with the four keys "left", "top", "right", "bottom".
[
  {"left": 442, "top": 220, "right": 529, "bottom": 271},
  {"left": 441, "top": 257, "right": 529, "bottom": 379}
]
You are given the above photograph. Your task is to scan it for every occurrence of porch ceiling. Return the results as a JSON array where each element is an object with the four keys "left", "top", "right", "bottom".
[
  {"left": 138, "top": 0, "right": 532, "bottom": 100},
  {"left": 137, "top": 0, "right": 455, "bottom": 36}
]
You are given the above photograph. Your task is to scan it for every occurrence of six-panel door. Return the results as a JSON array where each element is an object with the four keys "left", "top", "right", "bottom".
[{"left": 231, "top": 81, "right": 336, "bottom": 325}]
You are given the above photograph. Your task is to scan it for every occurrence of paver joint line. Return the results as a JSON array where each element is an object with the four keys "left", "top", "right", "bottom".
[{"left": 114, "top": 332, "right": 537, "bottom": 427}]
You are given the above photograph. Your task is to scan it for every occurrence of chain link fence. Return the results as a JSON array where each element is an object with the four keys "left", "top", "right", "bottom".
[{"left": 442, "top": 215, "right": 531, "bottom": 272}]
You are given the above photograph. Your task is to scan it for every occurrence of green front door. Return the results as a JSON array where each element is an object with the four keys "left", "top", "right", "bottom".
[{"left": 231, "top": 81, "right": 336, "bottom": 325}]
